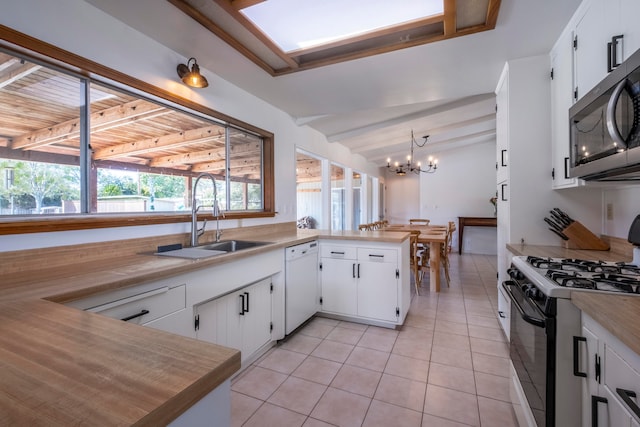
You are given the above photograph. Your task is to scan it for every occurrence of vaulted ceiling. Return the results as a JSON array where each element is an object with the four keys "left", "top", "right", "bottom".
[{"left": 84, "top": 0, "right": 583, "bottom": 169}]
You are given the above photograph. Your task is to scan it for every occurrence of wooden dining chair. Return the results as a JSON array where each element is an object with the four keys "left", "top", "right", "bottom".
[
  {"left": 408, "top": 230, "right": 422, "bottom": 295},
  {"left": 440, "top": 221, "right": 456, "bottom": 286},
  {"left": 409, "top": 218, "right": 430, "bottom": 225},
  {"left": 358, "top": 224, "right": 369, "bottom": 231}
]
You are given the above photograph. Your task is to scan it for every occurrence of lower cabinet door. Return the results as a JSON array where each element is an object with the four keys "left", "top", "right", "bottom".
[
  {"left": 242, "top": 278, "right": 272, "bottom": 358},
  {"left": 356, "top": 260, "right": 398, "bottom": 322},
  {"left": 320, "top": 257, "right": 357, "bottom": 316}
]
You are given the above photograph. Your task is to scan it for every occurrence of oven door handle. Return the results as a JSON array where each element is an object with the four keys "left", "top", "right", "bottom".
[{"left": 502, "top": 281, "right": 546, "bottom": 328}]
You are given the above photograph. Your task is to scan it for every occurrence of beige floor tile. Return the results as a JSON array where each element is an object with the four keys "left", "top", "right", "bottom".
[
  {"left": 397, "top": 325, "right": 434, "bottom": 341},
  {"left": 267, "top": 376, "right": 327, "bottom": 415},
  {"left": 384, "top": 353, "right": 430, "bottom": 382},
  {"left": 404, "top": 313, "right": 437, "bottom": 329},
  {"left": 345, "top": 346, "right": 390, "bottom": 372},
  {"left": 434, "top": 311, "right": 467, "bottom": 325},
  {"left": 338, "top": 320, "right": 369, "bottom": 331},
  {"left": 392, "top": 336, "right": 432, "bottom": 361},
  {"left": 466, "top": 314, "right": 501, "bottom": 330},
  {"left": 325, "top": 326, "right": 365, "bottom": 345},
  {"left": 424, "top": 384, "right": 479, "bottom": 426},
  {"left": 299, "top": 321, "right": 335, "bottom": 339},
  {"left": 303, "top": 418, "right": 336, "bottom": 427},
  {"left": 357, "top": 330, "right": 397, "bottom": 352},
  {"left": 243, "top": 402, "right": 307, "bottom": 427},
  {"left": 257, "top": 348, "right": 307, "bottom": 374},
  {"left": 313, "top": 316, "right": 341, "bottom": 326},
  {"left": 432, "top": 331, "right": 470, "bottom": 351},
  {"left": 421, "top": 414, "right": 474, "bottom": 427},
  {"left": 471, "top": 352, "right": 510, "bottom": 378},
  {"left": 331, "top": 364, "right": 382, "bottom": 397},
  {"left": 231, "top": 366, "right": 288, "bottom": 400},
  {"left": 468, "top": 324, "right": 506, "bottom": 342},
  {"left": 231, "top": 391, "right": 262, "bottom": 427},
  {"left": 475, "top": 371, "right": 511, "bottom": 402},
  {"left": 429, "top": 345, "right": 473, "bottom": 370},
  {"left": 477, "top": 396, "right": 519, "bottom": 426},
  {"left": 374, "top": 373, "right": 426, "bottom": 412},
  {"left": 365, "top": 325, "right": 399, "bottom": 338},
  {"left": 428, "top": 362, "right": 476, "bottom": 394},
  {"left": 435, "top": 319, "right": 469, "bottom": 336},
  {"left": 362, "top": 399, "right": 422, "bottom": 427},
  {"left": 470, "top": 337, "right": 509, "bottom": 358},
  {"left": 292, "top": 356, "right": 342, "bottom": 385},
  {"left": 279, "top": 333, "right": 323, "bottom": 355},
  {"left": 310, "top": 387, "right": 371, "bottom": 427},
  {"left": 311, "top": 339, "right": 355, "bottom": 363}
]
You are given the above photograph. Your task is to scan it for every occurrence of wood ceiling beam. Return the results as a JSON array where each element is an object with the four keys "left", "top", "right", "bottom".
[
  {"left": 92, "top": 125, "right": 225, "bottom": 160},
  {"left": 230, "top": 0, "right": 265, "bottom": 10},
  {"left": 0, "top": 61, "right": 40, "bottom": 89},
  {"left": 11, "top": 99, "right": 168, "bottom": 150},
  {"left": 190, "top": 156, "right": 262, "bottom": 172},
  {"left": 167, "top": 0, "right": 277, "bottom": 76},
  {"left": 0, "top": 53, "right": 21, "bottom": 71},
  {"left": 210, "top": 0, "right": 299, "bottom": 69},
  {"left": 486, "top": 0, "right": 502, "bottom": 29}
]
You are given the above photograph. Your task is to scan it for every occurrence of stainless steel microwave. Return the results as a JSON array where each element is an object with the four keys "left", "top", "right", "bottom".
[{"left": 569, "top": 48, "right": 640, "bottom": 181}]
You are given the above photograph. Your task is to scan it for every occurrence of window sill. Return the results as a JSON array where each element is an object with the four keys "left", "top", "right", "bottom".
[{"left": 0, "top": 211, "right": 276, "bottom": 235}]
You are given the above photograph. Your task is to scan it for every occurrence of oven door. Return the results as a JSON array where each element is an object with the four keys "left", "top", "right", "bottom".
[{"left": 503, "top": 280, "right": 556, "bottom": 427}]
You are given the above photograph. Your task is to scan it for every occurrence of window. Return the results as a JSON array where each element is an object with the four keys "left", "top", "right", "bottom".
[
  {"left": 330, "top": 163, "right": 345, "bottom": 231},
  {"left": 352, "top": 171, "right": 362, "bottom": 230},
  {"left": 0, "top": 44, "right": 272, "bottom": 230},
  {"left": 295, "top": 150, "right": 322, "bottom": 229}
]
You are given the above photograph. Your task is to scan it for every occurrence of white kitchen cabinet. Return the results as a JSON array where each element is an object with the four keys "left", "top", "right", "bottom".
[
  {"left": 319, "top": 239, "right": 409, "bottom": 327},
  {"left": 495, "top": 55, "right": 552, "bottom": 286},
  {"left": 497, "top": 283, "right": 510, "bottom": 339},
  {"left": 571, "top": 0, "right": 640, "bottom": 102},
  {"left": 576, "top": 313, "right": 640, "bottom": 427},
  {"left": 495, "top": 69, "right": 509, "bottom": 185},
  {"left": 195, "top": 277, "right": 272, "bottom": 366},
  {"left": 550, "top": 24, "right": 583, "bottom": 189}
]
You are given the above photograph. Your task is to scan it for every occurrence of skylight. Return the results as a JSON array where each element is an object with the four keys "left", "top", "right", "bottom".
[{"left": 241, "top": 0, "right": 444, "bottom": 53}]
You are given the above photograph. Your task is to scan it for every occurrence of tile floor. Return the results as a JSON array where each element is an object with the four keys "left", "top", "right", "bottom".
[{"left": 230, "top": 253, "right": 518, "bottom": 427}]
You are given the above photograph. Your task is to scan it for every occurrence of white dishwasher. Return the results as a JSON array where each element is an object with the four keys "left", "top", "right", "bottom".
[{"left": 285, "top": 240, "right": 319, "bottom": 335}]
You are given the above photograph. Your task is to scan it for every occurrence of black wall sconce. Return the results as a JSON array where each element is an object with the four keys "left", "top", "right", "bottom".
[{"left": 177, "top": 57, "right": 209, "bottom": 88}]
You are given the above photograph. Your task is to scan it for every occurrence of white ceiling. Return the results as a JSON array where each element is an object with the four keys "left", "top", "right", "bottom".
[{"left": 85, "top": 0, "right": 582, "bottom": 167}]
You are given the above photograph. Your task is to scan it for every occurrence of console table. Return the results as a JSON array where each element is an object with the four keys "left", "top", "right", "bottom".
[{"left": 458, "top": 216, "right": 497, "bottom": 254}]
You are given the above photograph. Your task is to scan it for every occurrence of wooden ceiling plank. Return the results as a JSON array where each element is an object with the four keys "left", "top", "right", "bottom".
[
  {"left": 167, "top": 0, "right": 279, "bottom": 76},
  {"left": 0, "top": 62, "right": 41, "bottom": 89},
  {"left": 0, "top": 54, "right": 20, "bottom": 72},
  {"left": 443, "top": 0, "right": 457, "bottom": 36},
  {"left": 210, "top": 0, "right": 299, "bottom": 69},
  {"left": 92, "top": 125, "right": 226, "bottom": 160},
  {"left": 10, "top": 99, "right": 167, "bottom": 150},
  {"left": 150, "top": 147, "right": 225, "bottom": 167}
]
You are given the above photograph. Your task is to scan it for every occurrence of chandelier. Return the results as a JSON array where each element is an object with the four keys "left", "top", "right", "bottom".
[{"left": 386, "top": 130, "right": 438, "bottom": 175}]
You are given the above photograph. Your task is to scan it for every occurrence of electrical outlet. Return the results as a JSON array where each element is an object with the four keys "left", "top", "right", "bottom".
[{"left": 606, "top": 203, "right": 613, "bottom": 220}]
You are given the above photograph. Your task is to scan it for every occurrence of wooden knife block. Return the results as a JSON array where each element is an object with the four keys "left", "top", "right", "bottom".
[{"left": 562, "top": 221, "right": 610, "bottom": 251}]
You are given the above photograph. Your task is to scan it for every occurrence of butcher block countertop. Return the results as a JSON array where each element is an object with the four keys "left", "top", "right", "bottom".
[
  {"left": 506, "top": 243, "right": 640, "bottom": 358},
  {"left": 0, "top": 226, "right": 409, "bottom": 425}
]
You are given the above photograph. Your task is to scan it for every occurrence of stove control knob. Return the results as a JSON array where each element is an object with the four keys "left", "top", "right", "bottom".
[
  {"left": 508, "top": 268, "right": 525, "bottom": 280},
  {"left": 525, "top": 286, "right": 542, "bottom": 300}
]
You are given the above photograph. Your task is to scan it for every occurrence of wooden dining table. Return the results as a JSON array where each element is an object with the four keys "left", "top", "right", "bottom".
[{"left": 385, "top": 224, "right": 448, "bottom": 292}]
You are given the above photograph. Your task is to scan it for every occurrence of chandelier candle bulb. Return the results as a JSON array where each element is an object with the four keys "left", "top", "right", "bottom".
[{"left": 387, "top": 130, "right": 438, "bottom": 175}]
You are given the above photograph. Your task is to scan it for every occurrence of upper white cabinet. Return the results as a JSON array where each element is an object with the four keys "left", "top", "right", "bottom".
[
  {"left": 496, "top": 70, "right": 509, "bottom": 185},
  {"left": 550, "top": 25, "right": 583, "bottom": 189},
  {"left": 572, "top": 0, "right": 640, "bottom": 102}
]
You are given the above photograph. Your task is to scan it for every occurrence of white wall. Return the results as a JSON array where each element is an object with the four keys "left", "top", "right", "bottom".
[
  {"left": 383, "top": 169, "right": 421, "bottom": 224},
  {"left": 604, "top": 186, "right": 640, "bottom": 238},
  {"left": 419, "top": 140, "right": 497, "bottom": 254},
  {"left": 0, "top": 0, "right": 381, "bottom": 251}
]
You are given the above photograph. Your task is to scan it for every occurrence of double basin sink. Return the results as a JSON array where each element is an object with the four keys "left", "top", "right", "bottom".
[{"left": 155, "top": 240, "right": 271, "bottom": 259}]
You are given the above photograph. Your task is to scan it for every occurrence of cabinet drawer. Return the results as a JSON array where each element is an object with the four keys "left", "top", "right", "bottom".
[
  {"left": 88, "top": 284, "right": 186, "bottom": 325},
  {"left": 604, "top": 344, "right": 640, "bottom": 417},
  {"left": 357, "top": 247, "right": 396, "bottom": 263},
  {"left": 320, "top": 245, "right": 357, "bottom": 259}
]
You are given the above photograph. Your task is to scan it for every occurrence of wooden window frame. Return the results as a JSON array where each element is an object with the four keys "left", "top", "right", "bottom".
[{"left": 0, "top": 25, "right": 275, "bottom": 236}]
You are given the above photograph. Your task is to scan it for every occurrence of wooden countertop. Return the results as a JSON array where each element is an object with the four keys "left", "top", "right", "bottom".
[
  {"left": 571, "top": 293, "right": 640, "bottom": 356},
  {"left": 506, "top": 243, "right": 640, "bottom": 358},
  {"left": 0, "top": 227, "right": 408, "bottom": 425}
]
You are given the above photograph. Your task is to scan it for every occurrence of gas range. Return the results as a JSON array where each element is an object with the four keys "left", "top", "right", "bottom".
[{"left": 511, "top": 255, "right": 640, "bottom": 299}]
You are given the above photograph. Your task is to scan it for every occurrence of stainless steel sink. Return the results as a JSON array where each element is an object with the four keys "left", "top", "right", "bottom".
[
  {"left": 154, "top": 240, "right": 270, "bottom": 259},
  {"left": 199, "top": 240, "right": 269, "bottom": 252}
]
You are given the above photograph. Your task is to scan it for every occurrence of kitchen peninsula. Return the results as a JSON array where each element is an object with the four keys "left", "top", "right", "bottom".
[{"left": 0, "top": 224, "right": 410, "bottom": 425}]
